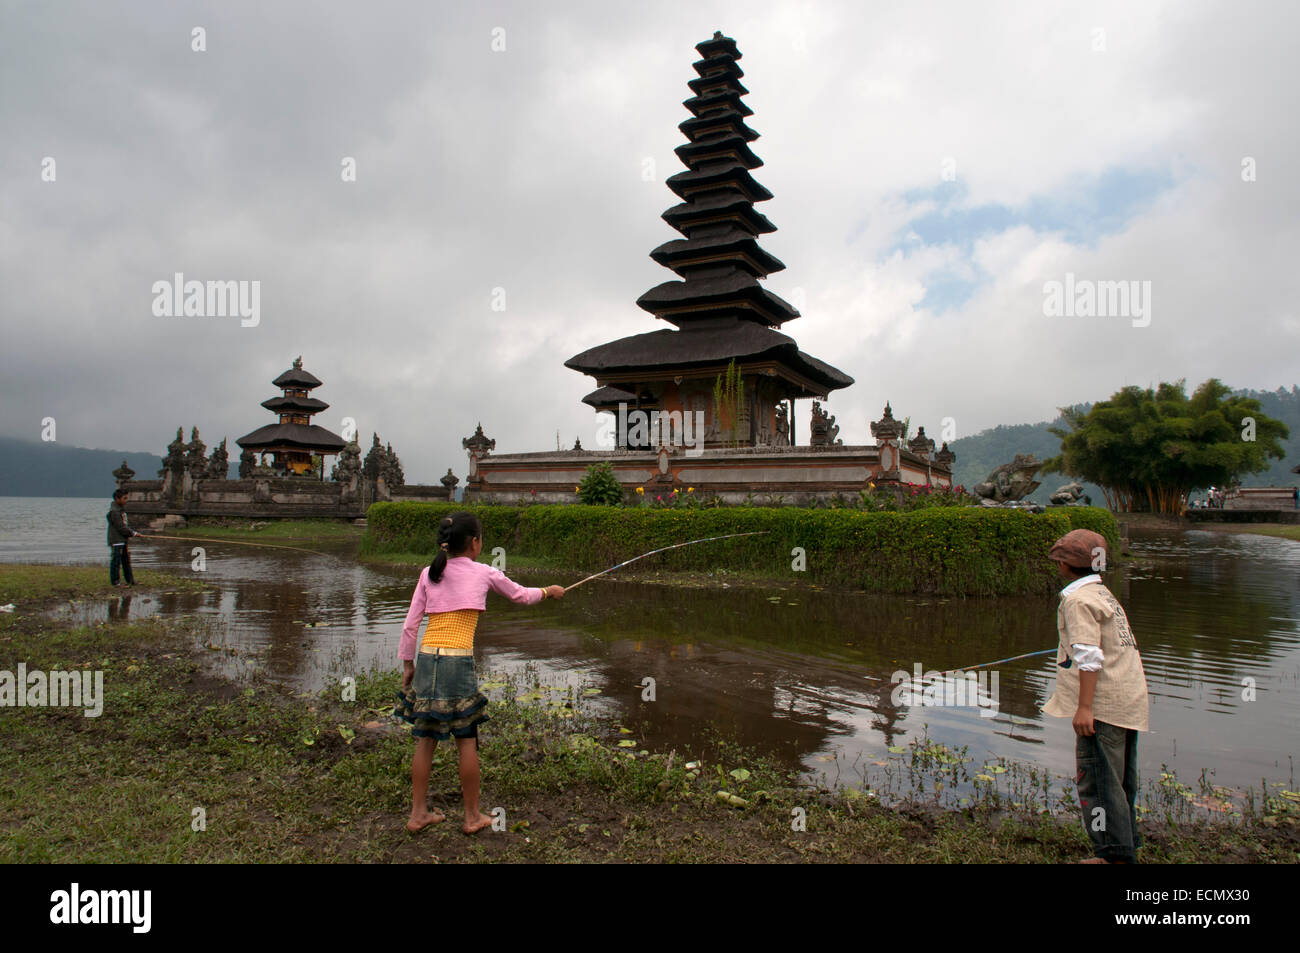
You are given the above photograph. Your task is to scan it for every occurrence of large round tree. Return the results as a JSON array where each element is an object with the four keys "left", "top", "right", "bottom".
[{"left": 1043, "top": 379, "right": 1288, "bottom": 513}]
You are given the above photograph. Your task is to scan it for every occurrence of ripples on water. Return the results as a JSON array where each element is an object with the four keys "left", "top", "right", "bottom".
[{"left": 4, "top": 498, "right": 1297, "bottom": 801}]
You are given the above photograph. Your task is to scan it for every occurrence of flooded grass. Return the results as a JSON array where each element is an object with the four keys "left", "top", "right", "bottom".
[
  {"left": 1, "top": 575, "right": 1296, "bottom": 863},
  {"left": 169, "top": 519, "right": 364, "bottom": 541},
  {"left": 0, "top": 561, "right": 208, "bottom": 605}
]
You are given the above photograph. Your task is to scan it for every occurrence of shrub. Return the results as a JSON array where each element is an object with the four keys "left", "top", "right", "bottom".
[
  {"left": 576, "top": 461, "right": 624, "bottom": 506},
  {"left": 363, "top": 502, "right": 1120, "bottom": 597}
]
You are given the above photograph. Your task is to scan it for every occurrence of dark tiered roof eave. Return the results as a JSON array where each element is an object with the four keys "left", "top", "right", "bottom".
[
  {"left": 662, "top": 195, "right": 775, "bottom": 236},
  {"left": 637, "top": 271, "right": 799, "bottom": 327},
  {"left": 581, "top": 385, "right": 639, "bottom": 409},
  {"left": 236, "top": 424, "right": 346, "bottom": 453},
  {"left": 260, "top": 396, "right": 330, "bottom": 414},
  {"left": 565, "top": 320, "right": 852, "bottom": 395},
  {"left": 682, "top": 90, "right": 752, "bottom": 118},
  {"left": 666, "top": 162, "right": 771, "bottom": 202},
  {"left": 272, "top": 367, "right": 323, "bottom": 389},
  {"left": 679, "top": 112, "right": 759, "bottom": 143},
  {"left": 649, "top": 230, "right": 785, "bottom": 277},
  {"left": 695, "top": 33, "right": 742, "bottom": 61},
  {"left": 675, "top": 133, "right": 763, "bottom": 170}
]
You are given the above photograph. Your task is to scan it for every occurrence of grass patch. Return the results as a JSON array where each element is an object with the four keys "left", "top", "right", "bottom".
[{"left": 0, "top": 562, "right": 207, "bottom": 606}]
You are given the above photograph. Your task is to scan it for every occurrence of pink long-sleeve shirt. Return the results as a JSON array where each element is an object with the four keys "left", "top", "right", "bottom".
[{"left": 398, "top": 557, "right": 545, "bottom": 660}]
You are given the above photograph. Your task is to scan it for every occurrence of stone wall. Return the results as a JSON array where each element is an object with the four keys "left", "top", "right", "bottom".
[
  {"left": 119, "top": 477, "right": 452, "bottom": 520},
  {"left": 463, "top": 444, "right": 952, "bottom": 506}
]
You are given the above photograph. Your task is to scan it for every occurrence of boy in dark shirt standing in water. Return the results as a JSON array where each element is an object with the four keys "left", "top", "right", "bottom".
[{"left": 107, "top": 488, "right": 145, "bottom": 586}]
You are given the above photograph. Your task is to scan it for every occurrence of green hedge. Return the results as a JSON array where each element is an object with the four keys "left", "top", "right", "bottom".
[{"left": 362, "top": 502, "right": 1120, "bottom": 597}]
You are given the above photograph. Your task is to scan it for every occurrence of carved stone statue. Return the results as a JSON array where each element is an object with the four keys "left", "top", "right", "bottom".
[
  {"left": 809, "top": 401, "right": 842, "bottom": 447},
  {"left": 160, "top": 427, "right": 186, "bottom": 478},
  {"left": 363, "top": 433, "right": 386, "bottom": 484},
  {"left": 773, "top": 402, "right": 790, "bottom": 447},
  {"left": 973, "top": 454, "right": 1043, "bottom": 503},
  {"left": 184, "top": 427, "right": 207, "bottom": 479},
  {"left": 383, "top": 442, "right": 405, "bottom": 488},
  {"left": 206, "top": 438, "right": 230, "bottom": 480},
  {"left": 1050, "top": 481, "right": 1086, "bottom": 505},
  {"left": 331, "top": 437, "right": 361, "bottom": 483},
  {"left": 112, "top": 460, "right": 135, "bottom": 486}
]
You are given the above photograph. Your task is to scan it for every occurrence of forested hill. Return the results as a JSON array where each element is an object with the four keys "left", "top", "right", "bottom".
[
  {"left": 949, "top": 386, "right": 1300, "bottom": 503},
  {"left": 0, "top": 438, "right": 166, "bottom": 498}
]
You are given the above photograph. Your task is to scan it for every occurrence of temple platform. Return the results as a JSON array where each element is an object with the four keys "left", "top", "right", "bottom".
[{"left": 464, "top": 443, "right": 951, "bottom": 505}]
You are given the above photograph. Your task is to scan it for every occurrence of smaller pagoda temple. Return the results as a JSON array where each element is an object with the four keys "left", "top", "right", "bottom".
[{"left": 236, "top": 357, "right": 346, "bottom": 478}]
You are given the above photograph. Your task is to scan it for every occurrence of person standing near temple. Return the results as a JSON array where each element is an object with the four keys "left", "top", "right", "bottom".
[{"left": 107, "top": 488, "right": 146, "bottom": 586}]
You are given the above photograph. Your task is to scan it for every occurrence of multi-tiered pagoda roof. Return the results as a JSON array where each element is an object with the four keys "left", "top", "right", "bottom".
[
  {"left": 236, "top": 357, "right": 346, "bottom": 464},
  {"left": 567, "top": 31, "right": 853, "bottom": 407}
]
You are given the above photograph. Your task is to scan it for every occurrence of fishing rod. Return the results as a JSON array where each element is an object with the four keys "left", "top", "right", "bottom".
[
  {"left": 943, "top": 648, "right": 1055, "bottom": 673},
  {"left": 140, "top": 533, "right": 333, "bottom": 558},
  {"left": 563, "top": 531, "right": 769, "bottom": 592}
]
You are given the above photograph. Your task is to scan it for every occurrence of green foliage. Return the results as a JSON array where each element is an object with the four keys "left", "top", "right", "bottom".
[
  {"left": 711, "top": 359, "right": 745, "bottom": 448},
  {"left": 576, "top": 461, "right": 625, "bottom": 506},
  {"left": 363, "top": 501, "right": 1120, "bottom": 596},
  {"left": 1043, "top": 379, "right": 1289, "bottom": 514}
]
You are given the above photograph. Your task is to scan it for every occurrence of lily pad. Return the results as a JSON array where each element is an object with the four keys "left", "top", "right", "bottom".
[
  {"left": 729, "top": 768, "right": 751, "bottom": 782},
  {"left": 617, "top": 740, "right": 637, "bottom": 748},
  {"left": 887, "top": 746, "right": 906, "bottom": 754}
]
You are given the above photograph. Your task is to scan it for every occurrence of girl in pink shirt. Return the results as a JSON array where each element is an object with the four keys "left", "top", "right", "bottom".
[{"left": 396, "top": 511, "right": 565, "bottom": 834}]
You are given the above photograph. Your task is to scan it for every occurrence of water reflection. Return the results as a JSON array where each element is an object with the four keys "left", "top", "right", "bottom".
[{"left": 44, "top": 523, "right": 1300, "bottom": 796}]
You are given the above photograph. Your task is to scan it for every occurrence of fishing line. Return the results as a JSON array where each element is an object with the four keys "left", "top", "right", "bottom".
[
  {"left": 142, "top": 533, "right": 334, "bottom": 558},
  {"left": 943, "top": 647, "right": 1055, "bottom": 673},
  {"left": 563, "top": 531, "right": 769, "bottom": 592}
]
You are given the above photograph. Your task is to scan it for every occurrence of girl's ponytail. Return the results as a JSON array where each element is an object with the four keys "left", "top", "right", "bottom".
[{"left": 428, "top": 511, "right": 482, "bottom": 583}]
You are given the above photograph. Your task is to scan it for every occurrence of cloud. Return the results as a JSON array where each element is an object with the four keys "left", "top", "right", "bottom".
[{"left": 0, "top": 0, "right": 1295, "bottom": 480}]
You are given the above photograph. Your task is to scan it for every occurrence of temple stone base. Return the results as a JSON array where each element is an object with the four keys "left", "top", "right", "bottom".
[
  {"left": 463, "top": 444, "right": 952, "bottom": 505},
  {"left": 119, "top": 477, "right": 452, "bottom": 520}
]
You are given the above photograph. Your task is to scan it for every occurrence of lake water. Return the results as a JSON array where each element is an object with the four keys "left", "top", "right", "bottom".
[{"left": 3, "top": 496, "right": 1297, "bottom": 805}]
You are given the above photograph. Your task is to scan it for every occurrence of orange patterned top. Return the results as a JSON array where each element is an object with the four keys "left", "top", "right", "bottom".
[{"left": 419, "top": 609, "right": 481, "bottom": 652}]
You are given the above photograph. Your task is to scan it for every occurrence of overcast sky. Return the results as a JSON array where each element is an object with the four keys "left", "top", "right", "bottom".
[{"left": 2, "top": 0, "right": 1296, "bottom": 483}]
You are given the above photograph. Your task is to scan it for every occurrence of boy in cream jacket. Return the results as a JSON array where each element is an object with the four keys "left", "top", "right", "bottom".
[{"left": 1044, "top": 529, "right": 1149, "bottom": 864}]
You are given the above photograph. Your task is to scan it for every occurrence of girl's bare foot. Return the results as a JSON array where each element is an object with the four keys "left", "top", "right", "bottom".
[
  {"left": 406, "top": 809, "right": 446, "bottom": 833},
  {"left": 462, "top": 811, "right": 494, "bottom": 835}
]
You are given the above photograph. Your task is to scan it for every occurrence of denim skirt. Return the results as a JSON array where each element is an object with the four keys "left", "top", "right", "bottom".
[{"left": 394, "top": 653, "right": 488, "bottom": 740}]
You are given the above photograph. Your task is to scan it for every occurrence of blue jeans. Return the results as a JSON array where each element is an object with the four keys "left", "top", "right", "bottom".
[
  {"left": 1075, "top": 720, "right": 1142, "bottom": 862},
  {"left": 109, "top": 544, "right": 135, "bottom": 585}
]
